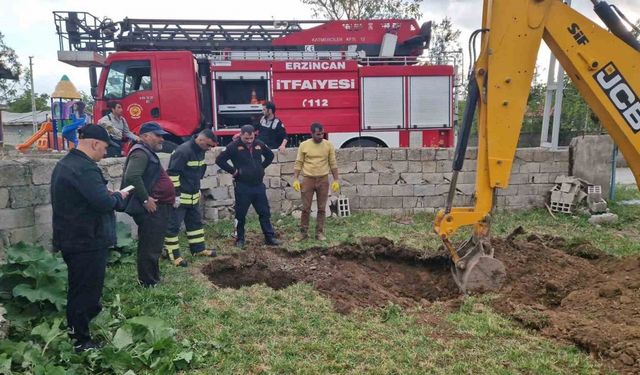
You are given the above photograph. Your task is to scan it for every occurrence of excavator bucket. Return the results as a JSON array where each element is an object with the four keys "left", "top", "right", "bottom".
[{"left": 450, "top": 237, "right": 506, "bottom": 294}]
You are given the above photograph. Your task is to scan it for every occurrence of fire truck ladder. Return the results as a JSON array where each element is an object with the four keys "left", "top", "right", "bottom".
[{"left": 54, "top": 11, "right": 324, "bottom": 55}]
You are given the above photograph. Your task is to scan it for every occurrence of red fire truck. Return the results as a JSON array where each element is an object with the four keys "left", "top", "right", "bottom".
[{"left": 54, "top": 12, "right": 455, "bottom": 149}]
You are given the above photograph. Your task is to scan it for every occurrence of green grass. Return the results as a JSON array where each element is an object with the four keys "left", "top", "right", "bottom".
[{"left": 98, "top": 191, "right": 640, "bottom": 374}]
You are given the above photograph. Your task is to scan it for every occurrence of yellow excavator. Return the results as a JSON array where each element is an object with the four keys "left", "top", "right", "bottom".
[{"left": 435, "top": 0, "right": 640, "bottom": 293}]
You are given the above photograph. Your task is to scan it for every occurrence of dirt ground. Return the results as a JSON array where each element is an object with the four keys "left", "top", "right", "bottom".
[{"left": 202, "top": 232, "right": 640, "bottom": 374}]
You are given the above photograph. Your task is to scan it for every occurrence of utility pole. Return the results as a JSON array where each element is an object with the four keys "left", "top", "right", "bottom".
[{"left": 29, "top": 56, "right": 37, "bottom": 134}]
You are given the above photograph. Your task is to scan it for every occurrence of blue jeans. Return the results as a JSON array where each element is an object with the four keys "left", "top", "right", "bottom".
[{"left": 234, "top": 181, "right": 275, "bottom": 241}]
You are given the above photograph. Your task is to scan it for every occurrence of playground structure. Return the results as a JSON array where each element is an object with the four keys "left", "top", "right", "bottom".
[{"left": 16, "top": 75, "right": 85, "bottom": 152}]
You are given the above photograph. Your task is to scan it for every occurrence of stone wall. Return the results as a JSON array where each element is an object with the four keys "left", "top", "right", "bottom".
[{"left": 0, "top": 147, "right": 569, "bottom": 254}]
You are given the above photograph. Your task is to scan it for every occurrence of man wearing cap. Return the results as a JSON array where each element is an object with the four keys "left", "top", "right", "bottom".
[
  {"left": 51, "top": 124, "right": 130, "bottom": 352},
  {"left": 121, "top": 122, "right": 176, "bottom": 287}
]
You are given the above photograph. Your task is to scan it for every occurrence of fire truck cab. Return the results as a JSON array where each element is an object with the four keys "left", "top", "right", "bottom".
[{"left": 55, "top": 13, "right": 456, "bottom": 148}]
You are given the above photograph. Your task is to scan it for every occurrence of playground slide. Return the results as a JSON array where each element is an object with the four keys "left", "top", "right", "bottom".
[{"left": 16, "top": 122, "right": 52, "bottom": 151}]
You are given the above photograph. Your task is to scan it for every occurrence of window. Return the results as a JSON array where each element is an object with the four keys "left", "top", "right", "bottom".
[{"left": 103, "top": 60, "right": 152, "bottom": 99}]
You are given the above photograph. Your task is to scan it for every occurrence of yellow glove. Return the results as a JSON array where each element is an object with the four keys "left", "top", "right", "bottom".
[
  {"left": 331, "top": 180, "right": 340, "bottom": 192},
  {"left": 293, "top": 180, "right": 301, "bottom": 192}
]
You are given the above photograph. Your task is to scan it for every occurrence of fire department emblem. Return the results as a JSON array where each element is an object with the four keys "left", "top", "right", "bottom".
[{"left": 128, "top": 104, "right": 143, "bottom": 119}]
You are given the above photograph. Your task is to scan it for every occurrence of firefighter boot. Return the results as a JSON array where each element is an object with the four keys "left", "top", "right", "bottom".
[
  {"left": 164, "top": 236, "right": 188, "bottom": 267},
  {"left": 193, "top": 249, "right": 217, "bottom": 257}
]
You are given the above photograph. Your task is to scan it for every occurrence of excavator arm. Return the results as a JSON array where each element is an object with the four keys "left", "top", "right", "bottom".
[{"left": 435, "top": 0, "right": 640, "bottom": 293}]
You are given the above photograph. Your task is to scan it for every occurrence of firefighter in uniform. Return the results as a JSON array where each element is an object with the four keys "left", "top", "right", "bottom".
[{"left": 164, "top": 129, "right": 219, "bottom": 266}]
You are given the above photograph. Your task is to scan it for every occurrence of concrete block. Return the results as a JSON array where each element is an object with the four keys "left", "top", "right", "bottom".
[
  {"left": 0, "top": 162, "right": 30, "bottom": 187},
  {"left": 519, "top": 162, "right": 540, "bottom": 173},
  {"left": 107, "top": 164, "right": 124, "bottom": 178},
  {"left": 8, "top": 226, "right": 36, "bottom": 245},
  {"left": 30, "top": 159, "right": 58, "bottom": 185},
  {"left": 34, "top": 224, "right": 53, "bottom": 248},
  {"left": 421, "top": 148, "right": 436, "bottom": 161},
  {"left": 379, "top": 172, "right": 400, "bottom": 185},
  {"left": 392, "top": 185, "right": 414, "bottom": 197},
  {"left": 533, "top": 149, "right": 554, "bottom": 162},
  {"left": 461, "top": 160, "right": 477, "bottom": 172},
  {"left": 391, "top": 149, "right": 407, "bottom": 160},
  {"left": 356, "top": 185, "right": 371, "bottom": 196},
  {"left": 205, "top": 198, "right": 234, "bottom": 208},
  {"left": 270, "top": 177, "right": 281, "bottom": 188},
  {"left": 281, "top": 162, "right": 295, "bottom": 175},
  {"left": 347, "top": 196, "right": 360, "bottom": 209},
  {"left": 435, "top": 148, "right": 452, "bottom": 160},
  {"left": 337, "top": 161, "right": 357, "bottom": 174},
  {"left": 277, "top": 149, "right": 298, "bottom": 163},
  {"left": 266, "top": 189, "right": 283, "bottom": 202},
  {"left": 400, "top": 173, "right": 424, "bottom": 184},
  {"left": 435, "top": 184, "right": 452, "bottom": 195},
  {"left": 423, "top": 195, "right": 445, "bottom": 208},
  {"left": 285, "top": 188, "right": 301, "bottom": 200},
  {"left": 34, "top": 205, "right": 52, "bottom": 225},
  {"left": 365, "top": 173, "right": 379, "bottom": 185},
  {"left": 372, "top": 161, "right": 393, "bottom": 173},
  {"left": 370, "top": 186, "right": 393, "bottom": 196},
  {"left": 342, "top": 173, "right": 365, "bottom": 186},
  {"left": 363, "top": 148, "right": 377, "bottom": 161},
  {"left": 341, "top": 186, "right": 357, "bottom": 196},
  {"left": 496, "top": 185, "right": 519, "bottom": 196},
  {"left": 265, "top": 164, "right": 280, "bottom": 177},
  {"left": 10, "top": 185, "right": 49, "bottom": 209},
  {"left": 458, "top": 172, "right": 477, "bottom": 184},
  {"left": 204, "top": 207, "right": 219, "bottom": 221},
  {"left": 210, "top": 187, "right": 231, "bottom": 200},
  {"left": 510, "top": 173, "right": 529, "bottom": 185},
  {"left": 414, "top": 185, "right": 436, "bottom": 197},
  {"left": 359, "top": 196, "right": 382, "bottom": 209},
  {"left": 436, "top": 160, "right": 453, "bottom": 173},
  {"left": 466, "top": 148, "right": 478, "bottom": 160},
  {"left": 422, "top": 173, "right": 445, "bottom": 184},
  {"left": 356, "top": 161, "right": 372, "bottom": 173},
  {"left": 422, "top": 161, "right": 437, "bottom": 173},
  {"left": 553, "top": 150, "right": 570, "bottom": 162},
  {"left": 403, "top": 197, "right": 420, "bottom": 208},
  {"left": 456, "top": 184, "right": 475, "bottom": 195},
  {"left": 201, "top": 176, "right": 219, "bottom": 190},
  {"left": 407, "top": 149, "right": 421, "bottom": 161},
  {"left": 348, "top": 148, "right": 363, "bottom": 162},
  {"left": 540, "top": 162, "right": 568, "bottom": 173},
  {"left": 377, "top": 149, "right": 392, "bottom": 160},
  {"left": 407, "top": 161, "right": 422, "bottom": 173},
  {"left": 529, "top": 173, "right": 550, "bottom": 184},
  {"left": 218, "top": 173, "right": 234, "bottom": 186},
  {"left": 517, "top": 185, "right": 537, "bottom": 196},
  {"left": 0, "top": 189, "right": 8, "bottom": 209},
  {"left": 390, "top": 161, "right": 409, "bottom": 173},
  {"left": 380, "top": 197, "right": 404, "bottom": 209},
  {"left": 515, "top": 149, "right": 535, "bottom": 162},
  {"left": 0, "top": 208, "right": 35, "bottom": 230}
]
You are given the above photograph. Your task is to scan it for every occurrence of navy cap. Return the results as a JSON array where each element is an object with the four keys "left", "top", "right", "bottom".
[
  {"left": 139, "top": 122, "right": 169, "bottom": 136},
  {"left": 78, "top": 124, "right": 112, "bottom": 145}
]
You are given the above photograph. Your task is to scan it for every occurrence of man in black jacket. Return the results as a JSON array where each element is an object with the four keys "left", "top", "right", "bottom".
[
  {"left": 216, "top": 125, "right": 280, "bottom": 248},
  {"left": 51, "top": 125, "right": 129, "bottom": 352},
  {"left": 257, "top": 101, "right": 287, "bottom": 153}
]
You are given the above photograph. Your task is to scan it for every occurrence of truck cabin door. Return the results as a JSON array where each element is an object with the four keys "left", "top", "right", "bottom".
[{"left": 101, "top": 59, "right": 156, "bottom": 134}]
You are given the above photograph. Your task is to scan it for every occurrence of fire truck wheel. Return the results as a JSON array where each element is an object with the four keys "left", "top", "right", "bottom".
[{"left": 342, "top": 138, "right": 383, "bottom": 149}]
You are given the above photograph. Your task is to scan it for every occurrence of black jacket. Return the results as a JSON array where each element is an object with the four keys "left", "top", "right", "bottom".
[
  {"left": 51, "top": 149, "right": 125, "bottom": 253},
  {"left": 167, "top": 138, "right": 206, "bottom": 195},
  {"left": 257, "top": 116, "right": 287, "bottom": 149},
  {"left": 215, "top": 139, "right": 274, "bottom": 186}
]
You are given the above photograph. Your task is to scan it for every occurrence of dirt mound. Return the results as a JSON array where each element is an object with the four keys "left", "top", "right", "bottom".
[
  {"left": 492, "top": 231, "right": 640, "bottom": 374},
  {"left": 202, "top": 233, "right": 640, "bottom": 373},
  {"left": 202, "top": 237, "right": 459, "bottom": 313}
]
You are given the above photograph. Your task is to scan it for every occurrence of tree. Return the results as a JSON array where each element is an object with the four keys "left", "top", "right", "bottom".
[
  {"left": 300, "top": 0, "right": 422, "bottom": 20},
  {"left": 0, "top": 31, "right": 21, "bottom": 103},
  {"left": 7, "top": 66, "right": 50, "bottom": 112},
  {"left": 426, "top": 17, "right": 461, "bottom": 64}
]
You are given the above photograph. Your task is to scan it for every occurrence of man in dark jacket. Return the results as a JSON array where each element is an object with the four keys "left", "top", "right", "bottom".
[
  {"left": 257, "top": 101, "right": 287, "bottom": 153},
  {"left": 216, "top": 125, "right": 281, "bottom": 248},
  {"left": 122, "top": 122, "right": 176, "bottom": 287},
  {"left": 164, "top": 129, "right": 218, "bottom": 267},
  {"left": 51, "top": 124, "right": 129, "bottom": 352}
]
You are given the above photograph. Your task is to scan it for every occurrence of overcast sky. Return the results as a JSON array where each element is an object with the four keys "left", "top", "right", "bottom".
[{"left": 1, "top": 0, "right": 639, "bottom": 97}]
